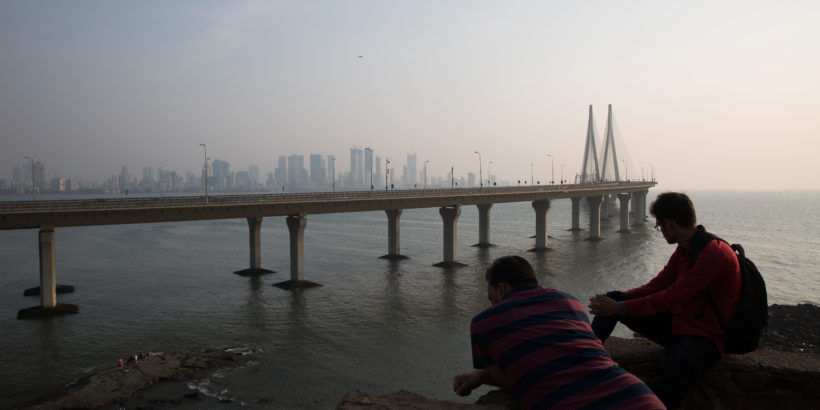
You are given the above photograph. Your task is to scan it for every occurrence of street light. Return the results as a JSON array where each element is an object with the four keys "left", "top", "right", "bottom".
[
  {"left": 199, "top": 144, "right": 209, "bottom": 204},
  {"left": 24, "top": 156, "right": 35, "bottom": 200},
  {"left": 365, "top": 147, "right": 373, "bottom": 190},
  {"left": 424, "top": 160, "right": 430, "bottom": 189},
  {"left": 530, "top": 163, "right": 534, "bottom": 186},
  {"left": 621, "top": 159, "right": 628, "bottom": 181},
  {"left": 474, "top": 151, "right": 482, "bottom": 187},
  {"left": 488, "top": 161, "right": 494, "bottom": 186},
  {"left": 561, "top": 164, "right": 565, "bottom": 185},
  {"left": 385, "top": 158, "right": 390, "bottom": 190},
  {"left": 547, "top": 154, "right": 554, "bottom": 184}
]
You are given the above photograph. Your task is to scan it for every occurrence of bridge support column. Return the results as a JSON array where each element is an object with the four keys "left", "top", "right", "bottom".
[
  {"left": 570, "top": 197, "right": 582, "bottom": 231},
  {"left": 617, "top": 193, "right": 632, "bottom": 233},
  {"left": 473, "top": 204, "right": 494, "bottom": 248},
  {"left": 275, "top": 215, "right": 320, "bottom": 289},
  {"left": 586, "top": 195, "right": 604, "bottom": 240},
  {"left": 235, "top": 217, "right": 275, "bottom": 276},
  {"left": 380, "top": 209, "right": 408, "bottom": 259},
  {"left": 601, "top": 195, "right": 611, "bottom": 219},
  {"left": 632, "top": 190, "right": 648, "bottom": 226},
  {"left": 529, "top": 200, "right": 551, "bottom": 252},
  {"left": 17, "top": 227, "right": 78, "bottom": 319},
  {"left": 435, "top": 206, "right": 465, "bottom": 267}
]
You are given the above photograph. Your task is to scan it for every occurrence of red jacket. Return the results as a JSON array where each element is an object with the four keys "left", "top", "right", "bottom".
[{"left": 624, "top": 230, "right": 741, "bottom": 353}]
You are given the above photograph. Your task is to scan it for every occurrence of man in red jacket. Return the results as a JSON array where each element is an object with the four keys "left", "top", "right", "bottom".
[{"left": 588, "top": 192, "right": 740, "bottom": 409}]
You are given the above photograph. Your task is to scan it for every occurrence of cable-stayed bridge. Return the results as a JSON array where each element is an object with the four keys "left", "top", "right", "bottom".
[{"left": 2, "top": 109, "right": 656, "bottom": 318}]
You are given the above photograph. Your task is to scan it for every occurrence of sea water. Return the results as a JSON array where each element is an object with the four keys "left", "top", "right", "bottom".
[{"left": 0, "top": 190, "right": 817, "bottom": 408}]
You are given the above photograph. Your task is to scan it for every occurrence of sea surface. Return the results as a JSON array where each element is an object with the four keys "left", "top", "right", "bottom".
[{"left": 0, "top": 190, "right": 818, "bottom": 409}]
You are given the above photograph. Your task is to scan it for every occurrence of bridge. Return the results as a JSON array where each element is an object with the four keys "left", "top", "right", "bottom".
[{"left": 2, "top": 104, "right": 656, "bottom": 318}]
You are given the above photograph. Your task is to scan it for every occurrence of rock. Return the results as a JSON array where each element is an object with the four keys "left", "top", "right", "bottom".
[{"left": 20, "top": 349, "right": 243, "bottom": 410}]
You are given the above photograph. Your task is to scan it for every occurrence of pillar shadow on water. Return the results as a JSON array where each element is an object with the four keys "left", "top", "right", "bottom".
[
  {"left": 234, "top": 267, "right": 276, "bottom": 277},
  {"left": 273, "top": 280, "right": 322, "bottom": 290}
]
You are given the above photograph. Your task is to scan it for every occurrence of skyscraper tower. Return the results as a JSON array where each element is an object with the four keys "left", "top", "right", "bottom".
[
  {"left": 350, "top": 148, "right": 364, "bottom": 187},
  {"left": 406, "top": 153, "right": 417, "bottom": 187}
]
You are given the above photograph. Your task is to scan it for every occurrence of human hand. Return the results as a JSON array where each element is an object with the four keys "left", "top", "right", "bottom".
[
  {"left": 453, "top": 370, "right": 483, "bottom": 396},
  {"left": 588, "top": 294, "right": 619, "bottom": 317}
]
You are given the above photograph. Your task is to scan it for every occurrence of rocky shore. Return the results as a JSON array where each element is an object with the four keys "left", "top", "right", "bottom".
[{"left": 16, "top": 304, "right": 819, "bottom": 409}]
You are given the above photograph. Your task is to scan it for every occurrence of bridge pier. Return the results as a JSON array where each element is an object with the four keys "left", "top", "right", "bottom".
[
  {"left": 235, "top": 217, "right": 275, "bottom": 276},
  {"left": 529, "top": 200, "right": 551, "bottom": 252},
  {"left": 634, "top": 189, "right": 649, "bottom": 225},
  {"left": 434, "top": 206, "right": 466, "bottom": 267},
  {"left": 586, "top": 195, "right": 604, "bottom": 240},
  {"left": 617, "top": 193, "right": 632, "bottom": 233},
  {"left": 472, "top": 204, "right": 494, "bottom": 248},
  {"left": 570, "top": 197, "right": 582, "bottom": 231},
  {"left": 275, "top": 215, "right": 320, "bottom": 289},
  {"left": 380, "top": 209, "right": 408, "bottom": 259},
  {"left": 17, "top": 227, "right": 78, "bottom": 319},
  {"left": 601, "top": 195, "right": 611, "bottom": 219}
]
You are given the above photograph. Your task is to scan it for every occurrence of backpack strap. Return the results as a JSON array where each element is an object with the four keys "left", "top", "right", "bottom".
[{"left": 687, "top": 226, "right": 731, "bottom": 331}]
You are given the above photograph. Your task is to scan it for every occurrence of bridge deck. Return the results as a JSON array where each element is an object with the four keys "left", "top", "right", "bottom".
[{"left": 0, "top": 182, "right": 656, "bottom": 230}]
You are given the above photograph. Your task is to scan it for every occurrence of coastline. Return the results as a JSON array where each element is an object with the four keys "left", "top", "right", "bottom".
[{"left": 13, "top": 303, "right": 818, "bottom": 409}]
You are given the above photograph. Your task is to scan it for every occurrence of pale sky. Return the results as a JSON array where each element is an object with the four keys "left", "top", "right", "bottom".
[{"left": 1, "top": 0, "right": 818, "bottom": 190}]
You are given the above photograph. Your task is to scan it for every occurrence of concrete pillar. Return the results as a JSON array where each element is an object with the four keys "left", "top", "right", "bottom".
[
  {"left": 247, "top": 217, "right": 263, "bottom": 270},
  {"left": 39, "top": 227, "right": 57, "bottom": 308},
  {"left": 475, "top": 203, "right": 493, "bottom": 247},
  {"left": 382, "top": 209, "right": 406, "bottom": 259},
  {"left": 530, "top": 200, "right": 551, "bottom": 252},
  {"left": 570, "top": 197, "right": 582, "bottom": 231},
  {"left": 617, "top": 193, "right": 632, "bottom": 233},
  {"left": 286, "top": 215, "right": 306, "bottom": 281},
  {"left": 586, "top": 195, "right": 603, "bottom": 240},
  {"left": 438, "top": 206, "right": 461, "bottom": 266},
  {"left": 633, "top": 190, "right": 648, "bottom": 226}
]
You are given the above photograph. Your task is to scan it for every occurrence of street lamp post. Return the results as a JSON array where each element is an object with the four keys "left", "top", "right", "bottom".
[
  {"left": 531, "top": 163, "right": 534, "bottom": 185},
  {"left": 621, "top": 159, "right": 628, "bottom": 181},
  {"left": 474, "top": 151, "right": 482, "bottom": 187},
  {"left": 385, "top": 158, "right": 390, "bottom": 190},
  {"left": 24, "top": 156, "right": 35, "bottom": 200},
  {"left": 365, "top": 147, "right": 373, "bottom": 190},
  {"left": 199, "top": 144, "right": 209, "bottom": 204},
  {"left": 561, "top": 164, "right": 565, "bottom": 185},
  {"left": 424, "top": 160, "right": 430, "bottom": 189},
  {"left": 488, "top": 161, "right": 493, "bottom": 186},
  {"left": 547, "top": 154, "right": 554, "bottom": 184}
]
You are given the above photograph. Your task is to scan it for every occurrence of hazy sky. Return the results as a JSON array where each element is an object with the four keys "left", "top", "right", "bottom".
[{"left": 1, "top": 1, "right": 818, "bottom": 191}]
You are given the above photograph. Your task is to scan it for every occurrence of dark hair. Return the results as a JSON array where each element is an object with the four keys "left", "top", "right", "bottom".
[
  {"left": 650, "top": 192, "right": 697, "bottom": 227},
  {"left": 485, "top": 255, "right": 538, "bottom": 287}
]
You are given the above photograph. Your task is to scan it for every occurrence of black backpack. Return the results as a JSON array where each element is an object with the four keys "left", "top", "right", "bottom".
[{"left": 690, "top": 229, "right": 768, "bottom": 354}]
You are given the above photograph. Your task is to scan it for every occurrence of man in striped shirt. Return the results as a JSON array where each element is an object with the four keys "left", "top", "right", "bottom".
[{"left": 453, "top": 256, "right": 663, "bottom": 409}]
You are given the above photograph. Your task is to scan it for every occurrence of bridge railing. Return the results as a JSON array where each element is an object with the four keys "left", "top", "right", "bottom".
[{"left": 0, "top": 181, "right": 655, "bottom": 213}]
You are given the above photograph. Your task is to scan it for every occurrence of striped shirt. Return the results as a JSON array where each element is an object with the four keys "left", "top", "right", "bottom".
[{"left": 471, "top": 285, "right": 664, "bottom": 409}]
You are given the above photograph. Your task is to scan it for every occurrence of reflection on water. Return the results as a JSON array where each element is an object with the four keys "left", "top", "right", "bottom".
[{"left": 0, "top": 192, "right": 818, "bottom": 408}]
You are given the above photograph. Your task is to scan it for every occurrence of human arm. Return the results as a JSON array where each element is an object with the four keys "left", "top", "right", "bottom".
[
  {"left": 453, "top": 364, "right": 506, "bottom": 396},
  {"left": 625, "top": 242, "right": 736, "bottom": 316}
]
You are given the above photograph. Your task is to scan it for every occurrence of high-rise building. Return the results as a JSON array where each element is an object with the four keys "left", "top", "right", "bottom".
[
  {"left": 406, "top": 153, "right": 417, "bottom": 187},
  {"left": 349, "top": 148, "right": 364, "bottom": 187},
  {"left": 248, "top": 165, "right": 259, "bottom": 188},
  {"left": 120, "top": 165, "right": 129, "bottom": 192},
  {"left": 33, "top": 161, "right": 46, "bottom": 193},
  {"left": 309, "top": 154, "right": 326, "bottom": 186},
  {"left": 275, "top": 156, "right": 287, "bottom": 189},
  {"left": 212, "top": 159, "right": 231, "bottom": 191},
  {"left": 374, "top": 156, "right": 382, "bottom": 189},
  {"left": 327, "top": 155, "right": 336, "bottom": 188},
  {"left": 288, "top": 155, "right": 307, "bottom": 189}
]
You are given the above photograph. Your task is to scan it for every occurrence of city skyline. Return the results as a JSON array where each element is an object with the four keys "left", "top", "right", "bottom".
[{"left": 2, "top": 2, "right": 819, "bottom": 191}]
